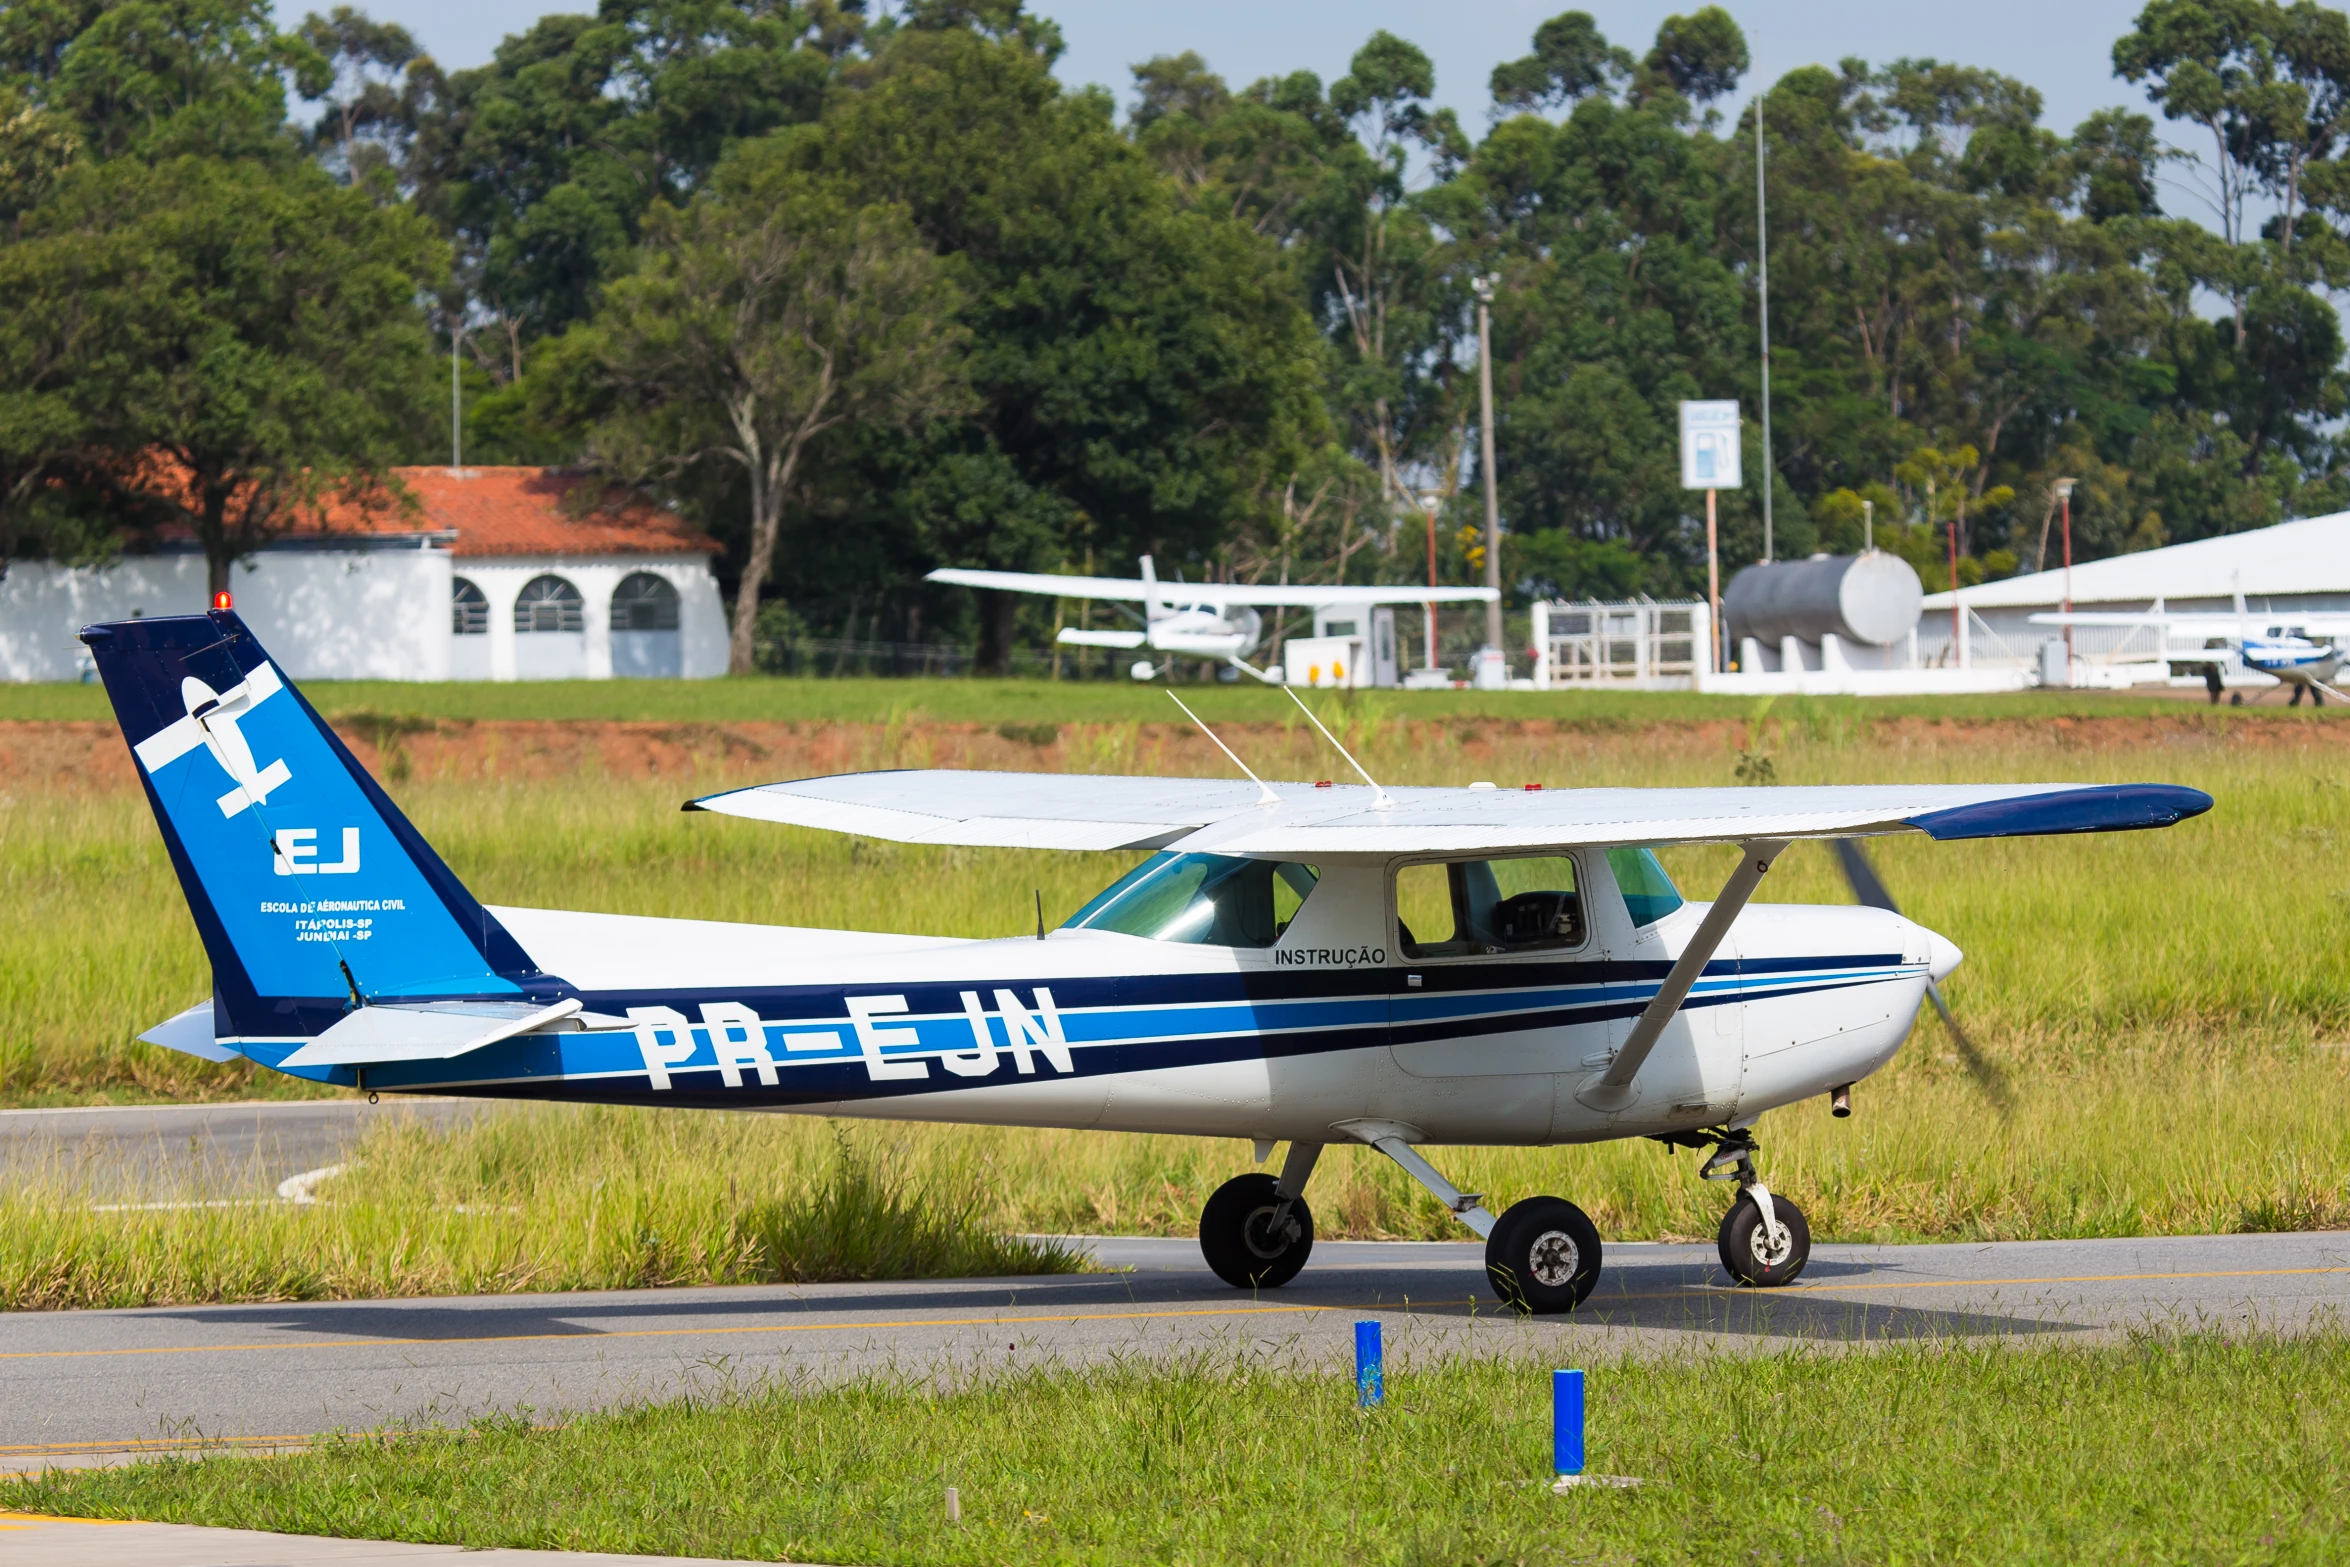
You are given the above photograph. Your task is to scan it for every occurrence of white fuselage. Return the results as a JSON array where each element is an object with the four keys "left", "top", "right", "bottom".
[{"left": 240, "top": 854, "right": 1941, "bottom": 1147}]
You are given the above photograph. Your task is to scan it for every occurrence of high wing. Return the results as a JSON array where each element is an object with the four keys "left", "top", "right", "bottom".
[
  {"left": 2030, "top": 610, "right": 2350, "bottom": 633},
  {"left": 925, "top": 567, "right": 1499, "bottom": 608},
  {"left": 689, "top": 771, "right": 2212, "bottom": 855}
]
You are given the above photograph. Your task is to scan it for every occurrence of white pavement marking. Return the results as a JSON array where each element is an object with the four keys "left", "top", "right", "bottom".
[{"left": 274, "top": 1162, "right": 346, "bottom": 1204}]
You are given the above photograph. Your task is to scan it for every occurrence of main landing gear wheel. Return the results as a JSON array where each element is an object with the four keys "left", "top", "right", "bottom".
[
  {"left": 1717, "top": 1189, "right": 1811, "bottom": 1287},
  {"left": 1199, "top": 1172, "right": 1314, "bottom": 1289},
  {"left": 1484, "top": 1196, "right": 1603, "bottom": 1314}
]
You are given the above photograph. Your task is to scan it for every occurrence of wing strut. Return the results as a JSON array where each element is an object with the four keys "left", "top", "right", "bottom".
[{"left": 1577, "top": 839, "right": 1789, "bottom": 1113}]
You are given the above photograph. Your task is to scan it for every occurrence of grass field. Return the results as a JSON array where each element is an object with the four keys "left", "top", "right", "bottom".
[
  {"left": 0, "top": 671, "right": 2304, "bottom": 725},
  {"left": 9, "top": 1330, "right": 2346, "bottom": 1563},
  {"left": 0, "top": 701, "right": 2345, "bottom": 1307}
]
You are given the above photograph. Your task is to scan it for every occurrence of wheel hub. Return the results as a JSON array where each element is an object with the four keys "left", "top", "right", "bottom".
[
  {"left": 1746, "top": 1217, "right": 1792, "bottom": 1270},
  {"left": 1526, "top": 1229, "right": 1580, "bottom": 1287},
  {"left": 1242, "top": 1205, "right": 1299, "bottom": 1259}
]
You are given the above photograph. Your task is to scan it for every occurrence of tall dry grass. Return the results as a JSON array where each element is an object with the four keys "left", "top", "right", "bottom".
[{"left": 0, "top": 1114, "right": 1079, "bottom": 1310}]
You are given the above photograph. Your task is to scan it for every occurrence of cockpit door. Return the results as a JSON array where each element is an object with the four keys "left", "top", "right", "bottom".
[{"left": 1384, "top": 855, "right": 1609, "bottom": 1140}]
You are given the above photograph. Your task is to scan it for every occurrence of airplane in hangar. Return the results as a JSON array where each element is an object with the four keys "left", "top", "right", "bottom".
[
  {"left": 924, "top": 556, "right": 1499, "bottom": 685},
  {"left": 100, "top": 610, "right": 2209, "bottom": 1311}
]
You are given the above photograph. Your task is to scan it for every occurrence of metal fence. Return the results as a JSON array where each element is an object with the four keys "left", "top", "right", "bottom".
[{"left": 1530, "top": 600, "right": 1713, "bottom": 690}]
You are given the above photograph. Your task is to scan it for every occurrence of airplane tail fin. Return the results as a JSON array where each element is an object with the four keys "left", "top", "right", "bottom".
[
  {"left": 1139, "top": 555, "right": 1171, "bottom": 622},
  {"left": 83, "top": 612, "right": 554, "bottom": 1048}
]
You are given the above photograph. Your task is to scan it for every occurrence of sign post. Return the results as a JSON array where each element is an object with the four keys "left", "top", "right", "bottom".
[{"left": 1680, "top": 401, "right": 1742, "bottom": 673}]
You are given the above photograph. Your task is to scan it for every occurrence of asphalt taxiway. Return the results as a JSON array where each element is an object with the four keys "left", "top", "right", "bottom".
[
  {"left": 4, "top": 1229, "right": 2343, "bottom": 1472},
  {"left": 0, "top": 1099, "right": 474, "bottom": 1201}
]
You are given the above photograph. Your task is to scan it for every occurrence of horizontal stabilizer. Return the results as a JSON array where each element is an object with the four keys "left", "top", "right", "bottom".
[
  {"left": 278, "top": 998, "right": 582, "bottom": 1069},
  {"left": 689, "top": 772, "right": 2212, "bottom": 855},
  {"left": 138, "top": 1000, "right": 240, "bottom": 1063},
  {"left": 1056, "top": 628, "right": 1149, "bottom": 649}
]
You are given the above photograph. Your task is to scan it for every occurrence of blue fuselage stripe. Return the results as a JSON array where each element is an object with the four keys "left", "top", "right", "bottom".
[{"left": 237, "top": 955, "right": 1927, "bottom": 1104}]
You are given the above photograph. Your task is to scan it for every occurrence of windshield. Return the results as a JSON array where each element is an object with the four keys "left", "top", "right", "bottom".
[
  {"left": 1605, "top": 846, "right": 1685, "bottom": 927},
  {"left": 1063, "top": 853, "right": 1319, "bottom": 948}
]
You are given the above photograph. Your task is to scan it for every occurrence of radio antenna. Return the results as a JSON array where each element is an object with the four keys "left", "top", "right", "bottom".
[
  {"left": 1283, "top": 687, "right": 1394, "bottom": 809},
  {"left": 1166, "top": 691, "right": 1279, "bottom": 806}
]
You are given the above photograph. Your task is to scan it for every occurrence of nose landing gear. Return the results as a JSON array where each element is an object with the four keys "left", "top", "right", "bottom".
[{"left": 1700, "top": 1128, "right": 1811, "bottom": 1287}]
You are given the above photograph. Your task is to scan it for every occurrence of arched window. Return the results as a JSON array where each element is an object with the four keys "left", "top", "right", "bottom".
[
  {"left": 611, "top": 572, "right": 681, "bottom": 632},
  {"left": 451, "top": 577, "right": 489, "bottom": 635},
  {"left": 513, "top": 575, "right": 584, "bottom": 634}
]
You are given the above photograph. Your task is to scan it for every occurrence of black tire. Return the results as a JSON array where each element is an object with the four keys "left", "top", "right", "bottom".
[
  {"left": 1483, "top": 1196, "right": 1603, "bottom": 1314},
  {"left": 1198, "top": 1173, "right": 1314, "bottom": 1289},
  {"left": 1717, "top": 1189, "right": 1811, "bottom": 1286}
]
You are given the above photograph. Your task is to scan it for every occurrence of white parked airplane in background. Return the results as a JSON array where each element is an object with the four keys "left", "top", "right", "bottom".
[
  {"left": 926, "top": 557, "right": 1497, "bottom": 682},
  {"left": 2033, "top": 598, "right": 2350, "bottom": 704},
  {"left": 97, "top": 611, "right": 2209, "bottom": 1311}
]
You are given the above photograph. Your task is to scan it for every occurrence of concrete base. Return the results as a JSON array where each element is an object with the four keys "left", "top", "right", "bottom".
[{"left": 1699, "top": 668, "right": 2036, "bottom": 696}]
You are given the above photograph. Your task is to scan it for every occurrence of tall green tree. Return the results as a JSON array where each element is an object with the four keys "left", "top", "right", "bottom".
[
  {"left": 802, "top": 14, "right": 1328, "bottom": 667},
  {"left": 417, "top": 0, "right": 854, "bottom": 360},
  {"left": 561, "top": 168, "right": 969, "bottom": 674},
  {"left": 17, "top": 153, "right": 443, "bottom": 593},
  {"left": 27, "top": 0, "right": 327, "bottom": 161}
]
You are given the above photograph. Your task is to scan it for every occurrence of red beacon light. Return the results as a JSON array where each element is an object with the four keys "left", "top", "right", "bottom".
[
  {"left": 211, "top": 591, "right": 233, "bottom": 611},
  {"left": 1523, "top": 782, "right": 1544, "bottom": 791},
  {"left": 1313, "top": 780, "right": 1333, "bottom": 789}
]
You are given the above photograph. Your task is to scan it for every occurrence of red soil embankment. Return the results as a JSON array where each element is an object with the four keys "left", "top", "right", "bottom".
[{"left": 2, "top": 710, "right": 2344, "bottom": 796}]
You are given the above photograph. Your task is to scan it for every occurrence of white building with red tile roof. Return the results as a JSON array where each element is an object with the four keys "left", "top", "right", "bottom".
[{"left": 0, "top": 467, "right": 729, "bottom": 682}]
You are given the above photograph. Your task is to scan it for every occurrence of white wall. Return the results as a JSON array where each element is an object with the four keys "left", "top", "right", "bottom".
[
  {"left": 448, "top": 554, "right": 728, "bottom": 681},
  {"left": 3, "top": 547, "right": 726, "bottom": 683},
  {"left": 0, "top": 547, "right": 451, "bottom": 683},
  {"left": 239, "top": 547, "right": 452, "bottom": 682}
]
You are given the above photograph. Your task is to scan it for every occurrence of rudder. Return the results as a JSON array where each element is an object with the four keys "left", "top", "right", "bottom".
[{"left": 83, "top": 611, "right": 555, "bottom": 1040}]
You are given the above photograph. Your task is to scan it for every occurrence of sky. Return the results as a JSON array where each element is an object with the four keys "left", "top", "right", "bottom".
[{"left": 278, "top": 1, "right": 2217, "bottom": 223}]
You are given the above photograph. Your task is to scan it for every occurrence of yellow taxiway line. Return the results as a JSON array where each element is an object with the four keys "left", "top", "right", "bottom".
[{"left": 0, "top": 1263, "right": 2341, "bottom": 1365}]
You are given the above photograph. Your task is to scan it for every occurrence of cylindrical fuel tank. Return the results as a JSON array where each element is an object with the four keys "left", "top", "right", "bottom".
[{"left": 1723, "top": 552, "right": 1923, "bottom": 647}]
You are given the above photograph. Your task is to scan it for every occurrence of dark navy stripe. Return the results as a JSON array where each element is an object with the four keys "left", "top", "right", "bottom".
[{"left": 324, "top": 967, "right": 1914, "bottom": 1103}]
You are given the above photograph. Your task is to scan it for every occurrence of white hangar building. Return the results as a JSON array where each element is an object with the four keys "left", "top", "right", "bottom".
[
  {"left": 1918, "top": 509, "right": 2350, "bottom": 684},
  {"left": 0, "top": 467, "right": 730, "bottom": 683}
]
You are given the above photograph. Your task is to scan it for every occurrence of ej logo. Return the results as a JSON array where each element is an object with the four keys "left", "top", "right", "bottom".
[{"left": 273, "top": 828, "right": 360, "bottom": 876}]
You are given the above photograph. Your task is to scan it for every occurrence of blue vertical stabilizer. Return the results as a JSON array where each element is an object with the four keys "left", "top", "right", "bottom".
[{"left": 83, "top": 612, "right": 557, "bottom": 1047}]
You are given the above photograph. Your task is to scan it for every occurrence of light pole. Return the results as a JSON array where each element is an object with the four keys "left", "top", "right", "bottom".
[
  {"left": 1473, "top": 273, "right": 1503, "bottom": 655},
  {"left": 2056, "top": 477, "right": 2077, "bottom": 665},
  {"left": 450, "top": 320, "right": 463, "bottom": 472},
  {"left": 1755, "top": 91, "right": 1773, "bottom": 564},
  {"left": 1423, "top": 495, "right": 1439, "bottom": 670}
]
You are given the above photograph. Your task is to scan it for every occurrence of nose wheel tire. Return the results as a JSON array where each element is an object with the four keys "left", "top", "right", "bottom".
[
  {"left": 1717, "top": 1190, "right": 1811, "bottom": 1286},
  {"left": 1199, "top": 1172, "right": 1314, "bottom": 1289},
  {"left": 1484, "top": 1196, "right": 1603, "bottom": 1314}
]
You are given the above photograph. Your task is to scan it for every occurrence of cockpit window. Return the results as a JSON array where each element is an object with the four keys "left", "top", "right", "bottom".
[
  {"left": 1063, "top": 853, "right": 1320, "bottom": 948},
  {"left": 1605, "top": 846, "right": 1685, "bottom": 926},
  {"left": 1394, "top": 855, "right": 1583, "bottom": 958}
]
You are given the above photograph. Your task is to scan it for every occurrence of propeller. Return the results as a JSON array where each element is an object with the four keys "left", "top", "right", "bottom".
[{"left": 1830, "top": 838, "right": 2013, "bottom": 1114}]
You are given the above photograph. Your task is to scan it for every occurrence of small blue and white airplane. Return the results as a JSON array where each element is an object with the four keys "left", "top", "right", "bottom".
[
  {"left": 94, "top": 610, "right": 2210, "bottom": 1311},
  {"left": 2033, "top": 600, "right": 2350, "bottom": 705}
]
